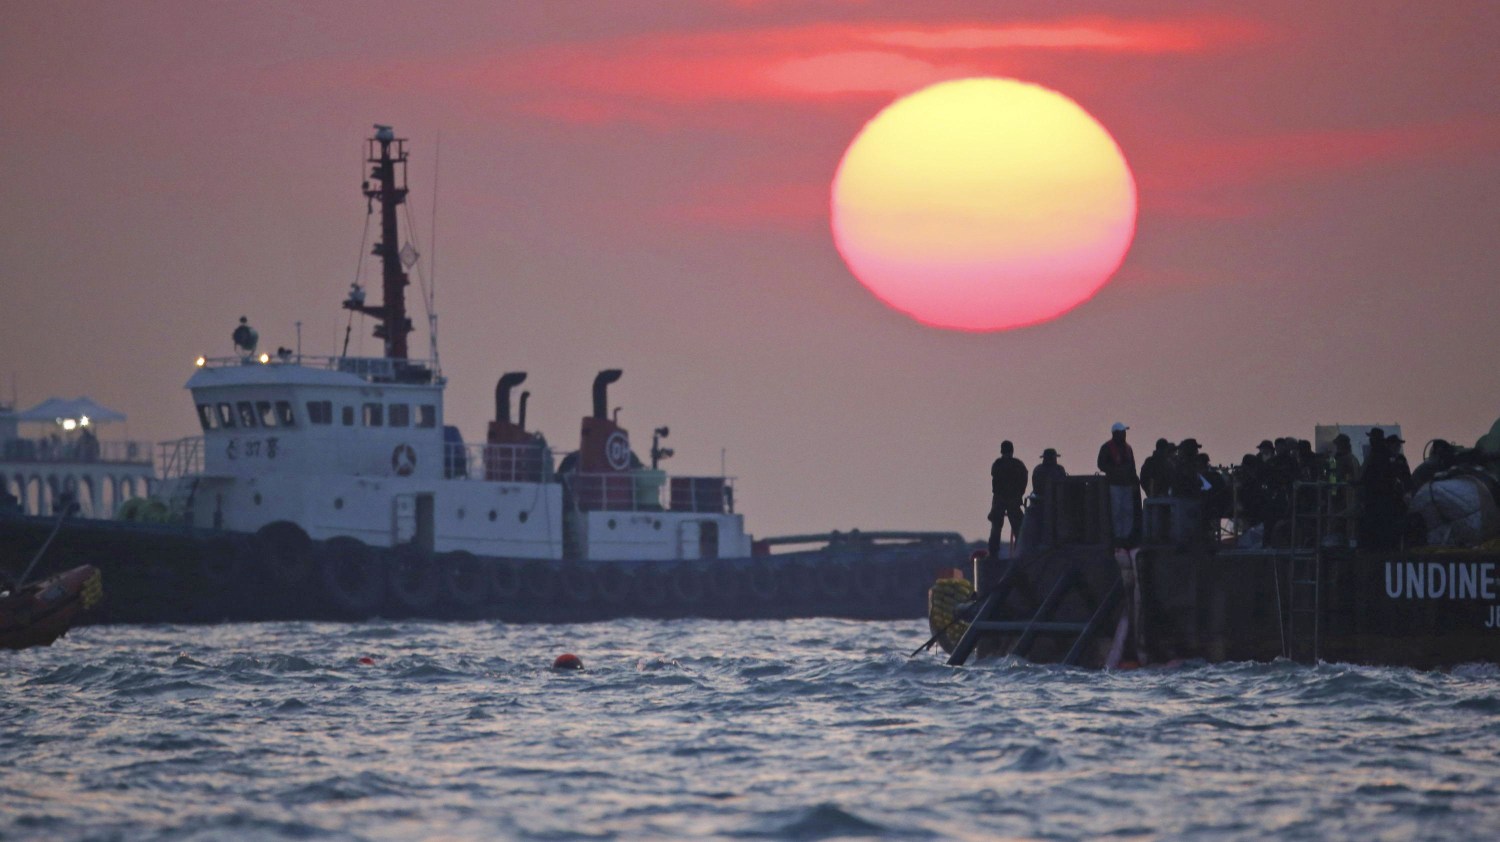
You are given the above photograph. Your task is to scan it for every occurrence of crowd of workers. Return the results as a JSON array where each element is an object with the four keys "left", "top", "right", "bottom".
[{"left": 990, "top": 422, "right": 1446, "bottom": 555}]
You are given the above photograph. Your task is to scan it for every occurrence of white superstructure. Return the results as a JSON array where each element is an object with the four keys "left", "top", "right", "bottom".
[{"left": 154, "top": 126, "right": 750, "bottom": 563}]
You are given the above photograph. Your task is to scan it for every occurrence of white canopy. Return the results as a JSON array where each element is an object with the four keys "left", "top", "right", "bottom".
[{"left": 17, "top": 396, "right": 127, "bottom": 424}]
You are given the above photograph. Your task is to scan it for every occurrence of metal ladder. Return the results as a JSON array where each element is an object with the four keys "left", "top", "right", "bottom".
[
  {"left": 1284, "top": 481, "right": 1350, "bottom": 663},
  {"left": 946, "top": 555, "right": 1124, "bottom": 667}
]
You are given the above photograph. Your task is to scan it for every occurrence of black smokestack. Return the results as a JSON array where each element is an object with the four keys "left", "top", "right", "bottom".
[
  {"left": 592, "top": 369, "right": 622, "bottom": 420},
  {"left": 518, "top": 391, "right": 530, "bottom": 432},
  {"left": 495, "top": 372, "right": 528, "bottom": 424}
]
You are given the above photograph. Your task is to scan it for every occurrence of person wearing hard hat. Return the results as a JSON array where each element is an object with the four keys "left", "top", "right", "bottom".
[{"left": 1097, "top": 422, "right": 1140, "bottom": 547}]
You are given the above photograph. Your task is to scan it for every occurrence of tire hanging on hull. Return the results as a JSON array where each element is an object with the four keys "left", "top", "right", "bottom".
[
  {"left": 387, "top": 544, "right": 440, "bottom": 614},
  {"left": 319, "top": 536, "right": 386, "bottom": 618},
  {"left": 439, "top": 551, "right": 490, "bottom": 611}
]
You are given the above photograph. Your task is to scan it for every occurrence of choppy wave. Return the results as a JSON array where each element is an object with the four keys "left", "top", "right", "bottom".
[{"left": 3, "top": 619, "right": 1497, "bottom": 840}]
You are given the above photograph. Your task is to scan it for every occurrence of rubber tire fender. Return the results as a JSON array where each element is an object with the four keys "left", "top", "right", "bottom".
[
  {"left": 386, "top": 544, "right": 440, "bottom": 615},
  {"left": 439, "top": 550, "right": 491, "bottom": 610},
  {"left": 319, "top": 536, "right": 386, "bottom": 618},
  {"left": 256, "top": 521, "right": 314, "bottom": 589}
]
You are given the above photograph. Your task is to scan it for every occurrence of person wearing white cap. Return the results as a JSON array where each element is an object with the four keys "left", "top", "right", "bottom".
[{"left": 1097, "top": 422, "right": 1140, "bottom": 546}]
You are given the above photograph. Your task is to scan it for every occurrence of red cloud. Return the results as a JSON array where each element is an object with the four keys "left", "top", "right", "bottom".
[{"left": 1142, "top": 117, "right": 1500, "bottom": 217}]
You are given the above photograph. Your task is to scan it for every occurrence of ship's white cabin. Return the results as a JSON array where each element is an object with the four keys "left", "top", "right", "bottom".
[{"left": 164, "top": 354, "right": 751, "bottom": 562}]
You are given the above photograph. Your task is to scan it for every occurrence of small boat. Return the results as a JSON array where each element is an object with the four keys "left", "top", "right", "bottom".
[{"left": 0, "top": 565, "right": 104, "bottom": 650}]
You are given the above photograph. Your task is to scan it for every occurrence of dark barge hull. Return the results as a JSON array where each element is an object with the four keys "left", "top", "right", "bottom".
[
  {"left": 953, "top": 545, "right": 1499, "bottom": 670},
  {"left": 0, "top": 515, "right": 968, "bottom": 625}
]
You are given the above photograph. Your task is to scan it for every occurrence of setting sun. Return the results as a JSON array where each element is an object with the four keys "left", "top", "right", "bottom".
[{"left": 831, "top": 77, "right": 1137, "bottom": 331}]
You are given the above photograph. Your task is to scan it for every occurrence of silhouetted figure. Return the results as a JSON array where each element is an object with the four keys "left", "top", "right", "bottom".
[
  {"left": 1360, "top": 428, "right": 1403, "bottom": 550},
  {"left": 989, "top": 440, "right": 1029, "bottom": 557},
  {"left": 1326, "top": 433, "right": 1360, "bottom": 546},
  {"left": 1411, "top": 439, "right": 1456, "bottom": 489},
  {"left": 1097, "top": 423, "right": 1140, "bottom": 547},
  {"left": 232, "top": 316, "right": 259, "bottom": 357},
  {"left": 1140, "top": 438, "right": 1175, "bottom": 498}
]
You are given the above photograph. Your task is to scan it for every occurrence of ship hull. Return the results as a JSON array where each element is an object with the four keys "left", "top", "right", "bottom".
[
  {"left": 0, "top": 515, "right": 966, "bottom": 624},
  {"left": 938, "top": 545, "right": 1499, "bottom": 670}
]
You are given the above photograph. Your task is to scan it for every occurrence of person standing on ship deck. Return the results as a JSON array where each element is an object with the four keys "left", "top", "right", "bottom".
[
  {"left": 1097, "top": 423, "right": 1140, "bottom": 548},
  {"left": 1030, "top": 448, "right": 1066, "bottom": 548},
  {"left": 988, "top": 440, "right": 1029, "bottom": 558}
]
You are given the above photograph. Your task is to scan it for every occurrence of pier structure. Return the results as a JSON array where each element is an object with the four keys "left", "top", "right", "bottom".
[{"left": 1, "top": 400, "right": 155, "bottom": 518}]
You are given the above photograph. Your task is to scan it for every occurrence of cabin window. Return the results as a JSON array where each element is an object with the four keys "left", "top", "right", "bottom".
[
  {"left": 342, "top": 406, "right": 355, "bottom": 426},
  {"left": 276, "top": 401, "right": 295, "bottom": 426},
  {"left": 236, "top": 401, "right": 258, "bottom": 428},
  {"left": 196, "top": 404, "right": 218, "bottom": 431},
  {"left": 256, "top": 401, "right": 277, "bottom": 427},
  {"left": 363, "top": 403, "right": 383, "bottom": 427},
  {"left": 389, "top": 403, "right": 410, "bottom": 428},
  {"left": 417, "top": 404, "right": 437, "bottom": 428},
  {"left": 306, "top": 400, "right": 331, "bottom": 425},
  {"left": 216, "top": 403, "right": 236, "bottom": 429}
]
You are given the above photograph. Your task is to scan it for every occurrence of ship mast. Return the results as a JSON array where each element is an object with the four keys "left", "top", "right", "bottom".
[{"left": 343, "top": 125, "right": 413, "bottom": 360}]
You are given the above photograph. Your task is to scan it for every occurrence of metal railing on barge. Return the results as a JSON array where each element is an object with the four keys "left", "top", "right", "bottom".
[{"left": 194, "top": 354, "right": 439, "bottom": 385}]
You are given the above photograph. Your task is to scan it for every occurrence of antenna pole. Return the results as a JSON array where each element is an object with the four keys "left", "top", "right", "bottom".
[
  {"left": 429, "top": 131, "right": 441, "bottom": 369},
  {"left": 342, "top": 125, "right": 412, "bottom": 359}
]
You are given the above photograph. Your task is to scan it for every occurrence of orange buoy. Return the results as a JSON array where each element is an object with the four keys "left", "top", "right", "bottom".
[
  {"left": 552, "top": 653, "right": 583, "bottom": 670},
  {"left": 358, "top": 656, "right": 375, "bottom": 665}
]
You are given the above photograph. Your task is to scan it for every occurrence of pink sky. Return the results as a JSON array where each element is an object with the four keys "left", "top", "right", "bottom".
[{"left": 3, "top": 1, "right": 1499, "bottom": 540}]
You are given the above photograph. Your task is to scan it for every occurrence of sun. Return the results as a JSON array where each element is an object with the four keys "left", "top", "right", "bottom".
[{"left": 831, "top": 77, "right": 1137, "bottom": 332}]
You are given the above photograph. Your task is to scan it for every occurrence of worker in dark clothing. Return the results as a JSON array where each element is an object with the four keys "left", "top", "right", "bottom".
[
  {"left": 988, "top": 441, "right": 1029, "bottom": 558},
  {"left": 1032, "top": 448, "right": 1066, "bottom": 502},
  {"left": 1387, "top": 435, "right": 1413, "bottom": 495},
  {"left": 1411, "top": 439, "right": 1456, "bottom": 488},
  {"left": 232, "top": 316, "right": 259, "bottom": 357},
  {"left": 1326, "top": 433, "right": 1360, "bottom": 546},
  {"left": 1139, "top": 438, "right": 1175, "bottom": 498},
  {"left": 1097, "top": 422, "right": 1140, "bottom": 547},
  {"left": 1028, "top": 448, "right": 1066, "bottom": 550},
  {"left": 1359, "top": 428, "right": 1404, "bottom": 550}
]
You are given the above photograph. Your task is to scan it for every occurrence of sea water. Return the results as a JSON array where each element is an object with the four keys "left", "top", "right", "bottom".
[{"left": 2, "top": 618, "right": 1497, "bottom": 841}]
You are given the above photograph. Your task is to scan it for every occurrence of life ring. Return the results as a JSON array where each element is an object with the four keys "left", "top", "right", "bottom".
[
  {"left": 519, "top": 561, "right": 561, "bottom": 604},
  {"left": 438, "top": 550, "right": 490, "bottom": 612},
  {"left": 669, "top": 563, "right": 707, "bottom": 605},
  {"left": 256, "top": 521, "right": 314, "bottom": 588},
  {"left": 391, "top": 443, "right": 417, "bottom": 477},
  {"left": 488, "top": 559, "right": 522, "bottom": 603},
  {"left": 596, "top": 563, "right": 633, "bottom": 605},
  {"left": 927, "top": 576, "right": 976, "bottom": 655},
  {"left": 745, "top": 562, "right": 779, "bottom": 603},
  {"left": 386, "top": 544, "right": 440, "bottom": 614},
  {"left": 318, "top": 536, "right": 386, "bottom": 618}
]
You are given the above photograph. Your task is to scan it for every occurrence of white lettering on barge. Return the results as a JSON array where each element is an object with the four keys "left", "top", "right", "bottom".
[{"left": 1383, "top": 561, "right": 1496, "bottom": 600}]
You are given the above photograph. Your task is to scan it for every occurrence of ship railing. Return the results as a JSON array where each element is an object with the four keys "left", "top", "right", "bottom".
[
  {"left": 1, "top": 436, "right": 154, "bottom": 466},
  {"left": 196, "top": 354, "right": 438, "bottom": 384},
  {"left": 157, "top": 436, "right": 205, "bottom": 480},
  {"left": 569, "top": 471, "right": 736, "bottom": 514},
  {"left": 442, "top": 442, "right": 555, "bottom": 483}
]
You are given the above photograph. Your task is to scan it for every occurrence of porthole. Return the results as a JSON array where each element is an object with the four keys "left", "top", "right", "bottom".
[
  {"left": 488, "top": 509, "right": 497, "bottom": 521},
  {"left": 253, "top": 492, "right": 262, "bottom": 506},
  {"left": 653, "top": 520, "right": 662, "bottom": 530},
  {"left": 607, "top": 518, "right": 617, "bottom": 530},
  {"left": 334, "top": 498, "right": 344, "bottom": 510},
  {"left": 518, "top": 511, "right": 528, "bottom": 524},
  {"left": 457, "top": 507, "right": 466, "bottom": 520}
]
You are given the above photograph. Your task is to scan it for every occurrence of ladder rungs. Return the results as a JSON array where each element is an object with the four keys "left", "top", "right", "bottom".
[{"left": 972, "top": 620, "right": 1087, "bottom": 634}]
